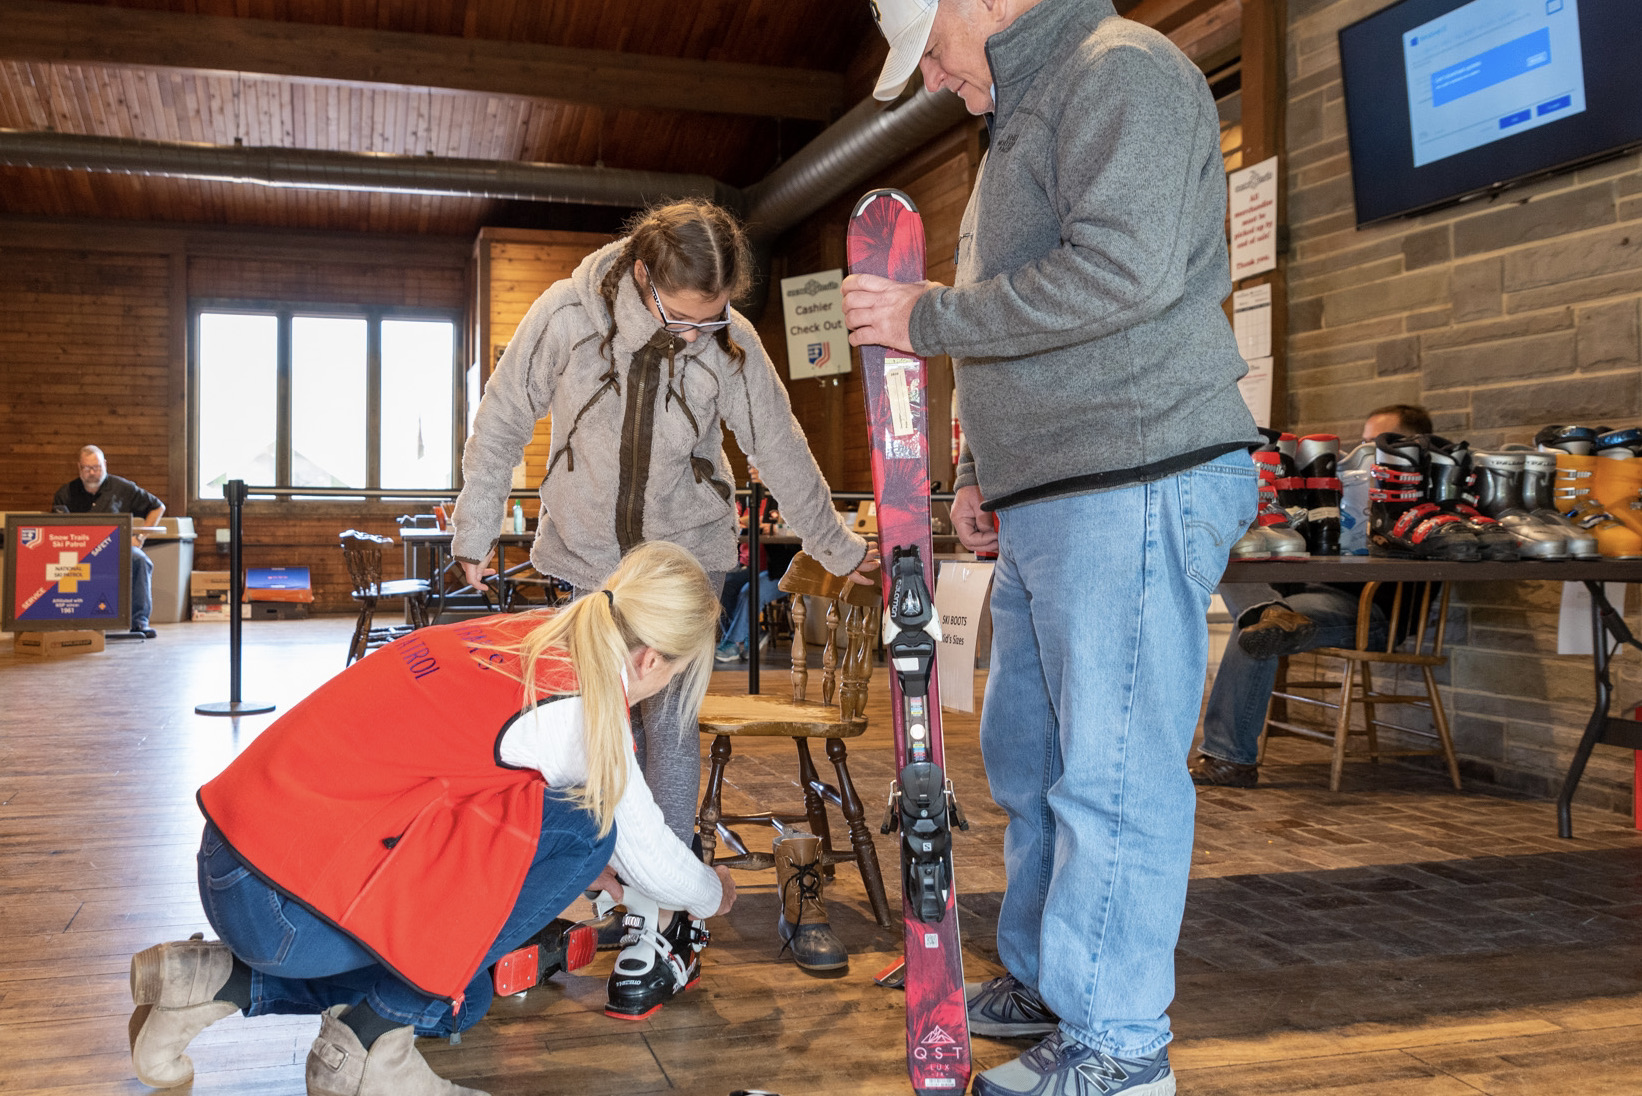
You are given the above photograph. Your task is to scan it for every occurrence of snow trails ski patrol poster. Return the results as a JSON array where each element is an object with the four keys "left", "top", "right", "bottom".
[{"left": 3, "top": 513, "right": 132, "bottom": 632}]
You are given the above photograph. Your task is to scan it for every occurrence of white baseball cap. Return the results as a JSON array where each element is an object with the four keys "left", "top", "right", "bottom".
[{"left": 870, "top": 0, "right": 940, "bottom": 101}]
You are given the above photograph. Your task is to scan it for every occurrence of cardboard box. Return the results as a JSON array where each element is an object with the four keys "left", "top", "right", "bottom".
[
  {"left": 246, "top": 566, "right": 314, "bottom": 604},
  {"left": 243, "top": 601, "right": 309, "bottom": 620},
  {"left": 15, "top": 630, "right": 106, "bottom": 657},
  {"left": 191, "top": 598, "right": 232, "bottom": 622},
  {"left": 190, "top": 571, "right": 232, "bottom": 597}
]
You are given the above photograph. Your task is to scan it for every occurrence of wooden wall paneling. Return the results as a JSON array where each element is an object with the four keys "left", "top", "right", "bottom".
[
  {"left": 1239, "top": 0, "right": 1286, "bottom": 429},
  {"left": 167, "top": 248, "right": 187, "bottom": 516}
]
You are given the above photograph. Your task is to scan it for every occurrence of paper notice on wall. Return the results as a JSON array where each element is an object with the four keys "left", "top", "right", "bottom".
[
  {"left": 1238, "top": 357, "right": 1274, "bottom": 429},
  {"left": 935, "top": 560, "right": 995, "bottom": 713},
  {"left": 1228, "top": 155, "right": 1279, "bottom": 280},
  {"left": 1558, "top": 582, "right": 1628, "bottom": 655},
  {"left": 1232, "top": 283, "right": 1272, "bottom": 361}
]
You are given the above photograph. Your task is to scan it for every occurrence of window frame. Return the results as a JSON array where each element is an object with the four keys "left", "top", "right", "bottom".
[{"left": 188, "top": 299, "right": 463, "bottom": 507}]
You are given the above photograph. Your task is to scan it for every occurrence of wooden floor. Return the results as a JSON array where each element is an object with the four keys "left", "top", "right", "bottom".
[{"left": 3, "top": 616, "right": 1641, "bottom": 1095}]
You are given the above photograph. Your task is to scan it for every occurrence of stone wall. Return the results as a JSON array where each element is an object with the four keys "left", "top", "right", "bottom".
[{"left": 1284, "top": 0, "right": 1642, "bottom": 811}]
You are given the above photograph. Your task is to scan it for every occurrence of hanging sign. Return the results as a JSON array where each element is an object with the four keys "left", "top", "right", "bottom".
[
  {"left": 935, "top": 560, "right": 995, "bottom": 713},
  {"left": 780, "top": 269, "right": 851, "bottom": 381},
  {"left": 1228, "top": 155, "right": 1280, "bottom": 281}
]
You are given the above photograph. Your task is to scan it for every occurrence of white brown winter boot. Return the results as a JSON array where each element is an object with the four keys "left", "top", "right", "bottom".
[
  {"left": 306, "top": 1006, "right": 489, "bottom": 1096},
  {"left": 128, "top": 935, "right": 239, "bottom": 1088},
  {"left": 774, "top": 830, "right": 848, "bottom": 974}
]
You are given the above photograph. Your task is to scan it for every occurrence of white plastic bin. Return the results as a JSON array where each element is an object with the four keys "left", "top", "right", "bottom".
[{"left": 146, "top": 517, "right": 196, "bottom": 624}]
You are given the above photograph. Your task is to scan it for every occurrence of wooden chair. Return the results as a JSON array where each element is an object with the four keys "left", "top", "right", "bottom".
[
  {"left": 696, "top": 552, "right": 894, "bottom": 928},
  {"left": 339, "top": 530, "right": 432, "bottom": 666},
  {"left": 1262, "top": 581, "right": 1462, "bottom": 792}
]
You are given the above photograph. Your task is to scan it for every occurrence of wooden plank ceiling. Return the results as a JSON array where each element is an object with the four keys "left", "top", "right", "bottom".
[{"left": 0, "top": 0, "right": 1228, "bottom": 238}]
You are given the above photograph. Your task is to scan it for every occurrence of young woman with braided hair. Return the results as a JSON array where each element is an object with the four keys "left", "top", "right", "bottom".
[
  {"left": 448, "top": 200, "right": 877, "bottom": 992},
  {"left": 126, "top": 541, "right": 734, "bottom": 1096}
]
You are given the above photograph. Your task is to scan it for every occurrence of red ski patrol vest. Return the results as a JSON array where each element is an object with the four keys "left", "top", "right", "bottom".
[{"left": 199, "top": 613, "right": 583, "bottom": 1005}]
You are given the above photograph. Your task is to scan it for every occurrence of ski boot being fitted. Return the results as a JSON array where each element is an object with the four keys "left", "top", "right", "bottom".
[
  {"left": 1369, "top": 434, "right": 1481, "bottom": 560},
  {"left": 1295, "top": 434, "right": 1343, "bottom": 555},
  {"left": 1422, "top": 435, "right": 1519, "bottom": 560},
  {"left": 604, "top": 886, "right": 708, "bottom": 1020},
  {"left": 1470, "top": 450, "right": 1570, "bottom": 560},
  {"left": 774, "top": 830, "right": 848, "bottom": 974},
  {"left": 491, "top": 917, "right": 598, "bottom": 997}
]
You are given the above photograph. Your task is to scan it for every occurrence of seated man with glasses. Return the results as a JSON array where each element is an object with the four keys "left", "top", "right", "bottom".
[{"left": 53, "top": 445, "right": 166, "bottom": 639}]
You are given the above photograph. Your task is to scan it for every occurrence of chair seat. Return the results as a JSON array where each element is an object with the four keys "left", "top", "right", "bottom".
[
  {"left": 355, "top": 578, "right": 431, "bottom": 600},
  {"left": 698, "top": 695, "right": 866, "bottom": 738}
]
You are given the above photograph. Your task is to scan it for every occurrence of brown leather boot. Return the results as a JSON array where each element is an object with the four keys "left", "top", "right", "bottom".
[
  {"left": 128, "top": 935, "right": 238, "bottom": 1088},
  {"left": 306, "top": 1006, "right": 489, "bottom": 1096},
  {"left": 773, "top": 831, "right": 848, "bottom": 974}
]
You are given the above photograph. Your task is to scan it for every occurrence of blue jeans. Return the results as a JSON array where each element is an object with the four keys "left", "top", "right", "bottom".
[
  {"left": 131, "top": 544, "right": 152, "bottom": 629},
  {"left": 979, "top": 450, "right": 1255, "bottom": 1058},
  {"left": 1198, "top": 584, "right": 1388, "bottom": 766},
  {"left": 196, "top": 792, "right": 614, "bottom": 1036},
  {"left": 719, "top": 570, "right": 785, "bottom": 649}
]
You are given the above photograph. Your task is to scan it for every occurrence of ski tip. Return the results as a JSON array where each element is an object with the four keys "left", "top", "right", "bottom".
[{"left": 851, "top": 188, "right": 919, "bottom": 219}]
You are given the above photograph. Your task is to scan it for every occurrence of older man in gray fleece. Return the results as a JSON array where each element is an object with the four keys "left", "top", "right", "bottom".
[{"left": 844, "top": 2, "right": 1259, "bottom": 1093}]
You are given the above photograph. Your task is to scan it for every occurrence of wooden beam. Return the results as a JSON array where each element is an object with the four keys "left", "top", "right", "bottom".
[
  {"left": 1125, "top": 0, "right": 1228, "bottom": 37},
  {"left": 0, "top": 0, "right": 845, "bottom": 123}
]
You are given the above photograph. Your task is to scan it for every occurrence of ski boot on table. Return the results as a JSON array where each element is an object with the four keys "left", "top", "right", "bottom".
[
  {"left": 1422, "top": 435, "right": 1519, "bottom": 560},
  {"left": 1508, "top": 447, "right": 1599, "bottom": 558},
  {"left": 604, "top": 887, "right": 708, "bottom": 1020},
  {"left": 1295, "top": 434, "right": 1343, "bottom": 555},
  {"left": 1470, "top": 450, "right": 1571, "bottom": 560},
  {"left": 1539, "top": 425, "right": 1642, "bottom": 559},
  {"left": 1231, "top": 450, "right": 1308, "bottom": 560},
  {"left": 1589, "top": 428, "right": 1642, "bottom": 550},
  {"left": 1369, "top": 433, "right": 1482, "bottom": 560}
]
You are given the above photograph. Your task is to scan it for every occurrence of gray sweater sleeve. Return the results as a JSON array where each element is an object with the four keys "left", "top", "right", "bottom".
[
  {"left": 719, "top": 323, "right": 867, "bottom": 578},
  {"left": 451, "top": 291, "right": 564, "bottom": 564},
  {"left": 910, "top": 47, "right": 1205, "bottom": 361}
]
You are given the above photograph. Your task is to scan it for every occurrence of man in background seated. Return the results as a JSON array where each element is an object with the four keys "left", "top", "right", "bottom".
[
  {"left": 1190, "top": 404, "right": 1433, "bottom": 787},
  {"left": 53, "top": 445, "right": 165, "bottom": 639}
]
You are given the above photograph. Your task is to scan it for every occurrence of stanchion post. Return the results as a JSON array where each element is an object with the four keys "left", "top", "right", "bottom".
[
  {"left": 197, "top": 478, "right": 276, "bottom": 717},
  {"left": 747, "top": 477, "right": 762, "bottom": 696}
]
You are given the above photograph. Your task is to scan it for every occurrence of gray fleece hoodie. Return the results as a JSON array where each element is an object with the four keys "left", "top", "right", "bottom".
[
  {"left": 452, "top": 240, "right": 866, "bottom": 590},
  {"left": 914, "top": 0, "right": 1259, "bottom": 510}
]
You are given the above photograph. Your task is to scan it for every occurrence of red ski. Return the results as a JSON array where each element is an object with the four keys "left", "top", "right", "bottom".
[{"left": 848, "top": 188, "right": 972, "bottom": 1096}]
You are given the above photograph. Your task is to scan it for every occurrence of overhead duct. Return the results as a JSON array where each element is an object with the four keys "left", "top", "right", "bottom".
[
  {"left": 0, "top": 129, "right": 738, "bottom": 210},
  {"left": 743, "top": 88, "right": 970, "bottom": 242}
]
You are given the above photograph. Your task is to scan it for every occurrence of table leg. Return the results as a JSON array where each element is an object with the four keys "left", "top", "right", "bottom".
[{"left": 1557, "top": 581, "right": 1642, "bottom": 838}]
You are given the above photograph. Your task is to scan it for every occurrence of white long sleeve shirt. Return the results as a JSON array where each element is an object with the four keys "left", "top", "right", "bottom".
[{"left": 497, "top": 694, "right": 721, "bottom": 919}]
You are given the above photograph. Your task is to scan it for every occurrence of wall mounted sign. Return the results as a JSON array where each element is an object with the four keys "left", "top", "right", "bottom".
[
  {"left": 3, "top": 513, "right": 132, "bottom": 632},
  {"left": 779, "top": 268, "right": 851, "bottom": 381},
  {"left": 1228, "top": 155, "right": 1279, "bottom": 281}
]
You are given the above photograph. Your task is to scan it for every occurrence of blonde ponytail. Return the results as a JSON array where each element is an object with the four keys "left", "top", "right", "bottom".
[{"left": 512, "top": 541, "right": 718, "bottom": 835}]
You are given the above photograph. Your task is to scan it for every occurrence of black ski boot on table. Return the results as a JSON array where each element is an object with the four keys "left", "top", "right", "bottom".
[
  {"left": 1423, "top": 435, "right": 1520, "bottom": 560},
  {"left": 1369, "top": 433, "right": 1481, "bottom": 560},
  {"left": 1295, "top": 433, "right": 1342, "bottom": 555},
  {"left": 604, "top": 897, "right": 708, "bottom": 1021}
]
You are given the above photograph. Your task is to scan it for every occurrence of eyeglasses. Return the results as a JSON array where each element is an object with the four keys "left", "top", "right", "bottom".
[{"left": 640, "top": 262, "right": 730, "bottom": 334}]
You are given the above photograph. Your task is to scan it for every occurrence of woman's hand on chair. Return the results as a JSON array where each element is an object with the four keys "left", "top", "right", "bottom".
[
  {"left": 848, "top": 545, "right": 882, "bottom": 586},
  {"left": 712, "top": 866, "right": 737, "bottom": 917}
]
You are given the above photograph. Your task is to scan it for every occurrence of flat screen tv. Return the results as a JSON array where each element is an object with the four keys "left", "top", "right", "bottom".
[{"left": 1339, "top": 0, "right": 1642, "bottom": 226}]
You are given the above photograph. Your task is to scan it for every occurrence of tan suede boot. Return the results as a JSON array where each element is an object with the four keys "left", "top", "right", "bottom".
[
  {"left": 128, "top": 935, "right": 239, "bottom": 1088},
  {"left": 773, "top": 830, "right": 848, "bottom": 974},
  {"left": 306, "top": 1006, "right": 490, "bottom": 1096}
]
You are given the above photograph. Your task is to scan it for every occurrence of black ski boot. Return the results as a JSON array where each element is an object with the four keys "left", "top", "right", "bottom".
[
  {"left": 1295, "top": 434, "right": 1342, "bottom": 555},
  {"left": 1470, "top": 450, "right": 1570, "bottom": 560},
  {"left": 1369, "top": 433, "right": 1481, "bottom": 560},
  {"left": 1269, "top": 431, "right": 1310, "bottom": 537},
  {"left": 1424, "top": 435, "right": 1520, "bottom": 560},
  {"left": 604, "top": 890, "right": 708, "bottom": 1021}
]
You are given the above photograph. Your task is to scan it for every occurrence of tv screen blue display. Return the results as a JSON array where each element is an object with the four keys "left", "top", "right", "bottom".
[{"left": 1339, "top": 0, "right": 1642, "bottom": 225}]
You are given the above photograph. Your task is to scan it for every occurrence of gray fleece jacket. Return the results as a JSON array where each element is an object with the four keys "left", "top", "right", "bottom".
[
  {"left": 452, "top": 239, "right": 866, "bottom": 590},
  {"left": 915, "top": 0, "right": 1259, "bottom": 510}
]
